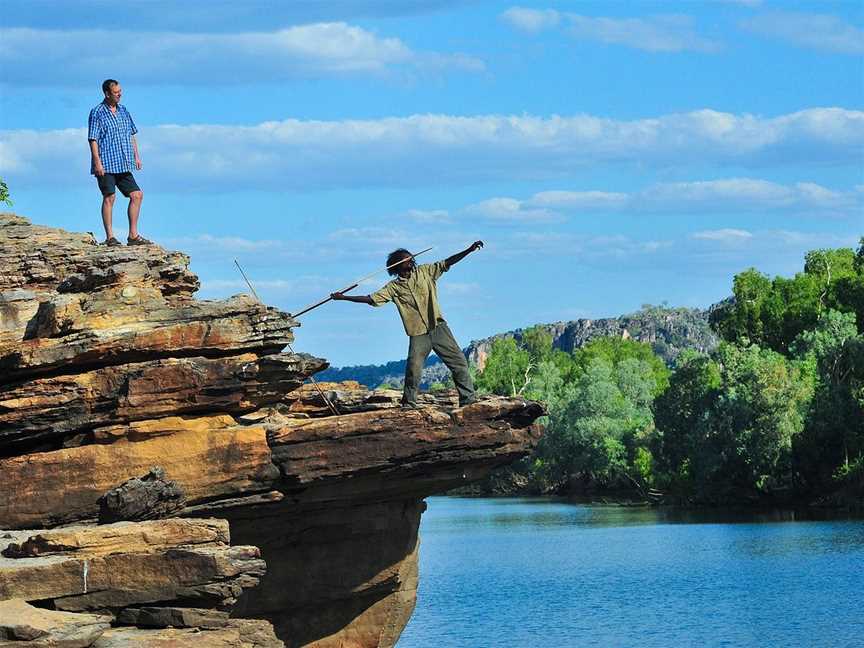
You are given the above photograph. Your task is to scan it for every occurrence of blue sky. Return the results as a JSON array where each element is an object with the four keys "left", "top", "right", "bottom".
[{"left": 1, "top": 0, "right": 862, "bottom": 366}]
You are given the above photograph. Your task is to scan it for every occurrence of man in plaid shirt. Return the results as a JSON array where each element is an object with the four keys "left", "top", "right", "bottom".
[{"left": 88, "top": 79, "right": 151, "bottom": 246}]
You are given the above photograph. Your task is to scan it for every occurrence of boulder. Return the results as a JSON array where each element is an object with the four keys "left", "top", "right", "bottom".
[{"left": 97, "top": 467, "right": 187, "bottom": 524}]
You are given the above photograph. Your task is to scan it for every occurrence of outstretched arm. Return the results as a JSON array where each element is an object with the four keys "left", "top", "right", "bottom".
[
  {"left": 445, "top": 240, "right": 484, "bottom": 269},
  {"left": 331, "top": 292, "right": 375, "bottom": 305}
]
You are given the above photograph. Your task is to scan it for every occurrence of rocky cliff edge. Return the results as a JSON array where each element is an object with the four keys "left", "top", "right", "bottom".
[{"left": 0, "top": 214, "right": 544, "bottom": 648}]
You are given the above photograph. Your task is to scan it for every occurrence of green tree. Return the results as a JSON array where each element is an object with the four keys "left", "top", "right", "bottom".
[
  {"left": 654, "top": 350, "right": 721, "bottom": 481},
  {"left": 475, "top": 337, "right": 531, "bottom": 396},
  {"left": 539, "top": 360, "right": 630, "bottom": 488},
  {"left": 710, "top": 245, "right": 863, "bottom": 354},
  {"left": 524, "top": 359, "right": 565, "bottom": 407},
  {"left": 536, "top": 339, "right": 666, "bottom": 492},
  {"left": 0, "top": 178, "right": 11, "bottom": 207},
  {"left": 834, "top": 238, "right": 864, "bottom": 333},
  {"left": 656, "top": 343, "right": 814, "bottom": 499},
  {"left": 572, "top": 337, "right": 670, "bottom": 397},
  {"left": 520, "top": 325, "right": 554, "bottom": 364},
  {"left": 710, "top": 269, "right": 773, "bottom": 346},
  {"left": 790, "top": 310, "right": 864, "bottom": 491},
  {"left": 709, "top": 344, "right": 813, "bottom": 494}
]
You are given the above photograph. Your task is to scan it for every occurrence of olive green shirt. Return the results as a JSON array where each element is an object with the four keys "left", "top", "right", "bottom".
[{"left": 370, "top": 260, "right": 449, "bottom": 336}]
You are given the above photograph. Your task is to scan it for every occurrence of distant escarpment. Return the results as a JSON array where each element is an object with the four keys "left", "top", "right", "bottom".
[
  {"left": 466, "top": 304, "right": 719, "bottom": 371},
  {"left": 319, "top": 305, "right": 719, "bottom": 388},
  {"left": 0, "top": 214, "right": 544, "bottom": 647}
]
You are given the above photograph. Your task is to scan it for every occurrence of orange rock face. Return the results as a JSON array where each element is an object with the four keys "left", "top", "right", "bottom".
[
  {"left": 0, "top": 214, "right": 544, "bottom": 648},
  {"left": 0, "top": 415, "right": 279, "bottom": 529},
  {"left": 0, "top": 352, "right": 326, "bottom": 452}
]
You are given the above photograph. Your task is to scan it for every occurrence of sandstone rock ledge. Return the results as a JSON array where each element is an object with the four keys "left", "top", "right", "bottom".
[{"left": 0, "top": 214, "right": 544, "bottom": 648}]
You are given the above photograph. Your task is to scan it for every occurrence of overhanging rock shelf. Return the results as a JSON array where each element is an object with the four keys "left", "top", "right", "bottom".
[{"left": 0, "top": 213, "right": 544, "bottom": 648}]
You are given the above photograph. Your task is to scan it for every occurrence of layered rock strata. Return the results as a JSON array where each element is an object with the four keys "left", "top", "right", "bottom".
[{"left": 0, "top": 214, "right": 544, "bottom": 647}]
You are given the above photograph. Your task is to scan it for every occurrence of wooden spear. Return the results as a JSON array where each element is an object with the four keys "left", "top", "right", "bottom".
[{"left": 288, "top": 246, "right": 434, "bottom": 318}]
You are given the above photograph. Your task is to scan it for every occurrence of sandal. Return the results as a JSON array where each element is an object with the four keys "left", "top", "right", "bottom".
[
  {"left": 102, "top": 237, "right": 122, "bottom": 247},
  {"left": 127, "top": 234, "right": 153, "bottom": 246}
]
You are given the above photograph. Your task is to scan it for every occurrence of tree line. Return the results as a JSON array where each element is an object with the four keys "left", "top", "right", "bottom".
[{"left": 472, "top": 241, "right": 864, "bottom": 505}]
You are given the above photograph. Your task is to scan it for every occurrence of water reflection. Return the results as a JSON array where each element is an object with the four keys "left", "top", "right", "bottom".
[{"left": 430, "top": 496, "right": 864, "bottom": 532}]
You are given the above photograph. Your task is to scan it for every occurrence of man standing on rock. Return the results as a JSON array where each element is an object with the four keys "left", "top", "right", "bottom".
[
  {"left": 88, "top": 79, "right": 151, "bottom": 247},
  {"left": 331, "top": 242, "right": 484, "bottom": 408}
]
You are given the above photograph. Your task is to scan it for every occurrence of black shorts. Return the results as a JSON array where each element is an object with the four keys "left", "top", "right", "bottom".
[{"left": 96, "top": 172, "right": 140, "bottom": 197}]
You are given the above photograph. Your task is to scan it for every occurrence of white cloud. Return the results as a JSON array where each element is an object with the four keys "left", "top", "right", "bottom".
[
  {"left": 198, "top": 275, "right": 331, "bottom": 295},
  {"left": 440, "top": 281, "right": 480, "bottom": 295},
  {"left": 690, "top": 228, "right": 754, "bottom": 242},
  {"left": 329, "top": 227, "right": 408, "bottom": 243},
  {"left": 641, "top": 240, "right": 674, "bottom": 252},
  {"left": 769, "top": 230, "right": 856, "bottom": 247},
  {"left": 167, "top": 234, "right": 286, "bottom": 252},
  {"left": 640, "top": 179, "right": 861, "bottom": 216},
  {"left": 495, "top": 231, "right": 673, "bottom": 261},
  {"left": 0, "top": 23, "right": 483, "bottom": 85},
  {"left": 457, "top": 179, "right": 863, "bottom": 222},
  {"left": 529, "top": 190, "right": 629, "bottom": 210},
  {"left": 0, "top": 141, "right": 24, "bottom": 172},
  {"left": 567, "top": 14, "right": 720, "bottom": 53},
  {"left": 502, "top": 8, "right": 720, "bottom": 52},
  {"left": 496, "top": 227, "right": 859, "bottom": 276},
  {"left": 742, "top": 12, "right": 864, "bottom": 54},
  {"left": 327, "top": 227, "right": 429, "bottom": 253},
  {"left": 463, "top": 197, "right": 558, "bottom": 222},
  {"left": 643, "top": 178, "right": 792, "bottom": 205},
  {"left": 1, "top": 1, "right": 471, "bottom": 31},
  {"left": 500, "top": 8, "right": 561, "bottom": 33},
  {"left": 2, "top": 109, "right": 862, "bottom": 190},
  {"left": 405, "top": 209, "right": 452, "bottom": 223}
]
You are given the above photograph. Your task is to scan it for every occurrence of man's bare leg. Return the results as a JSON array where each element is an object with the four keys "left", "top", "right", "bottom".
[
  {"left": 101, "top": 193, "right": 116, "bottom": 240},
  {"left": 127, "top": 190, "right": 143, "bottom": 239}
]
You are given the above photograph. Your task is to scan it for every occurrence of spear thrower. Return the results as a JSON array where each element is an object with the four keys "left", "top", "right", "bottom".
[
  {"left": 288, "top": 246, "right": 433, "bottom": 318},
  {"left": 232, "top": 247, "right": 432, "bottom": 416}
]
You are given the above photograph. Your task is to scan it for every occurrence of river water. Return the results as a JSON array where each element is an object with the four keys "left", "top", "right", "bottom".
[{"left": 397, "top": 497, "right": 864, "bottom": 648}]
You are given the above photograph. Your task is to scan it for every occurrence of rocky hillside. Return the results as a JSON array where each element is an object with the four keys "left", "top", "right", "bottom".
[
  {"left": 0, "top": 214, "right": 544, "bottom": 647},
  {"left": 320, "top": 304, "right": 719, "bottom": 388},
  {"left": 467, "top": 304, "right": 719, "bottom": 371}
]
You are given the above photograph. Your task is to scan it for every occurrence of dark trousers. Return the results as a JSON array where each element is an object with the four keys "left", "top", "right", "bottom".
[{"left": 403, "top": 319, "right": 475, "bottom": 406}]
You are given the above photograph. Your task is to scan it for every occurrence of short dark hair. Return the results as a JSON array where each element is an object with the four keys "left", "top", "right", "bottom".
[
  {"left": 387, "top": 248, "right": 412, "bottom": 276},
  {"left": 102, "top": 79, "right": 119, "bottom": 94}
]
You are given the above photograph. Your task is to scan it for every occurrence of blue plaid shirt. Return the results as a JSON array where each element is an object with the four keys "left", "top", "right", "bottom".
[{"left": 88, "top": 102, "right": 138, "bottom": 174}]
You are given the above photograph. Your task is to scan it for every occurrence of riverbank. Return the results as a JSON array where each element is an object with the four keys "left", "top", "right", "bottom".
[{"left": 448, "top": 465, "right": 864, "bottom": 511}]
